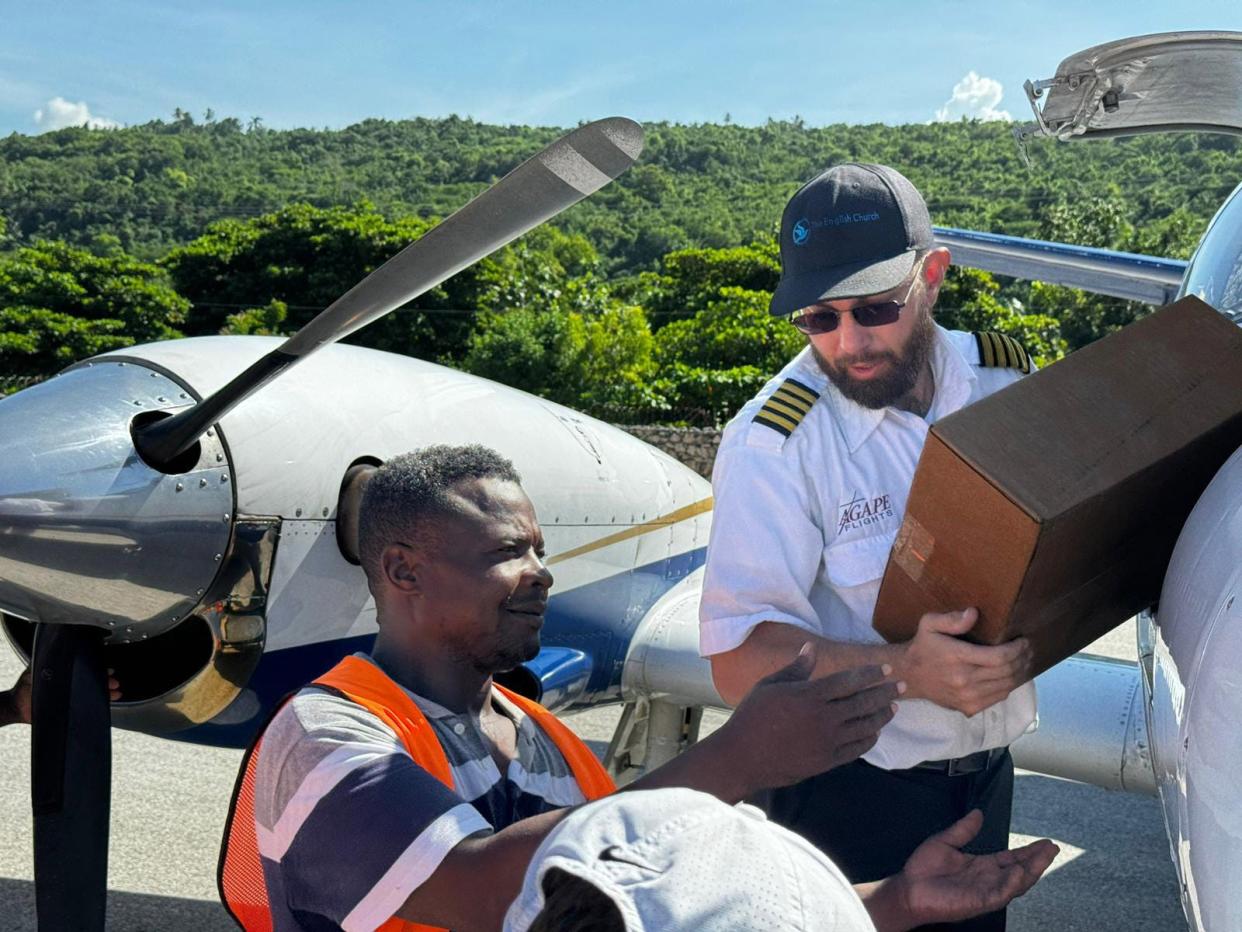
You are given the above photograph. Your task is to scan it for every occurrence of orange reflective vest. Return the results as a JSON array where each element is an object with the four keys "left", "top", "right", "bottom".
[{"left": 218, "top": 656, "right": 615, "bottom": 931}]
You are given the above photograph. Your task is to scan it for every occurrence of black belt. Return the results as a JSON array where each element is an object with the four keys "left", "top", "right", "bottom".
[{"left": 910, "top": 747, "right": 1006, "bottom": 776}]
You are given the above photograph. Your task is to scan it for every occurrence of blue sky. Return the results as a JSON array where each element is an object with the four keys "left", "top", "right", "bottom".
[{"left": 3, "top": 1, "right": 1239, "bottom": 135}]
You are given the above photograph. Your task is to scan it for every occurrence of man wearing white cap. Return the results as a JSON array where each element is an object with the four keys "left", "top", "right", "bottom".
[
  {"left": 505, "top": 788, "right": 1057, "bottom": 931},
  {"left": 701, "top": 164, "right": 1039, "bottom": 930}
]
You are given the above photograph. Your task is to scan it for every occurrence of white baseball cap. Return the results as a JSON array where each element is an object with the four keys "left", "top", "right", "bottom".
[{"left": 503, "top": 788, "right": 876, "bottom": 931}]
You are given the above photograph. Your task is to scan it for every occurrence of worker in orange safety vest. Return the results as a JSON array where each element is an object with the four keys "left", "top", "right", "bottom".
[{"left": 221, "top": 445, "right": 1051, "bottom": 931}]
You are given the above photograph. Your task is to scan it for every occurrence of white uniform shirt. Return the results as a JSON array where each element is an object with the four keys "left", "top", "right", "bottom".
[{"left": 700, "top": 326, "right": 1037, "bottom": 770}]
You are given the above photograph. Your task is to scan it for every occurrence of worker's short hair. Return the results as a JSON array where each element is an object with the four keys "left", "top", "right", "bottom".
[
  {"left": 527, "top": 867, "right": 625, "bottom": 932},
  {"left": 357, "top": 444, "right": 521, "bottom": 588}
]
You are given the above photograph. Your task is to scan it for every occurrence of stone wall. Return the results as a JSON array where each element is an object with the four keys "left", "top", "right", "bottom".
[
  {"left": 0, "top": 375, "right": 43, "bottom": 396},
  {"left": 616, "top": 425, "right": 723, "bottom": 479}
]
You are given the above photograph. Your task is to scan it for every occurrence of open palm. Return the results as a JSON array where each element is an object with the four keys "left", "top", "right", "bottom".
[{"left": 898, "top": 809, "right": 1059, "bottom": 924}]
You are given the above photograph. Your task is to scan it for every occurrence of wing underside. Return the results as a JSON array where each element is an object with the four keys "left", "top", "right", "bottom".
[{"left": 935, "top": 226, "right": 1186, "bottom": 304}]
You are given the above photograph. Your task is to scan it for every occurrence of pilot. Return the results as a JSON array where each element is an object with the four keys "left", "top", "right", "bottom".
[
  {"left": 220, "top": 443, "right": 1051, "bottom": 931},
  {"left": 700, "top": 164, "right": 1039, "bottom": 931}
]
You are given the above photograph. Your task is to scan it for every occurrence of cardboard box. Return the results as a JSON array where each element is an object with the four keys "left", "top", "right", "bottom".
[{"left": 873, "top": 296, "right": 1242, "bottom": 676}]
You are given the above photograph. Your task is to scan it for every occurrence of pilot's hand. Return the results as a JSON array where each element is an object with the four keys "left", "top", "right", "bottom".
[
  {"left": 726, "top": 644, "right": 900, "bottom": 790},
  {"left": 899, "top": 609, "right": 1032, "bottom": 717},
  {"left": 869, "top": 809, "right": 1058, "bottom": 931}
]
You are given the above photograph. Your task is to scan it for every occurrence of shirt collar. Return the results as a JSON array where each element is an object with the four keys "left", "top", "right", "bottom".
[
  {"left": 818, "top": 325, "right": 978, "bottom": 454},
  {"left": 354, "top": 651, "right": 508, "bottom": 723},
  {"left": 927, "top": 324, "right": 978, "bottom": 420}
]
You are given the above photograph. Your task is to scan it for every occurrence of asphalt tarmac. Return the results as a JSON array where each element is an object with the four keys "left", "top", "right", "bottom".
[{"left": 0, "top": 622, "right": 1185, "bottom": 930}]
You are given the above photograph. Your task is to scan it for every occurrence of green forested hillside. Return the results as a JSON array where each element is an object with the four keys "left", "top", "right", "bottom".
[
  {"left": 2, "top": 114, "right": 1239, "bottom": 420},
  {"left": 4, "top": 114, "right": 1237, "bottom": 264}
]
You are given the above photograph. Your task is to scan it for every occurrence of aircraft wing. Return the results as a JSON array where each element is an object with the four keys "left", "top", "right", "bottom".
[{"left": 934, "top": 226, "right": 1187, "bottom": 304}]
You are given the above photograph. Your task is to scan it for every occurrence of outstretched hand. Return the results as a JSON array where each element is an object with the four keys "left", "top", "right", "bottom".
[
  {"left": 724, "top": 643, "right": 902, "bottom": 791},
  {"left": 892, "top": 809, "right": 1058, "bottom": 928}
]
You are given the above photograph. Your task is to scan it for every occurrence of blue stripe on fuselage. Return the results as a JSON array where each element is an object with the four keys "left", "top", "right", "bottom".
[{"left": 166, "top": 547, "right": 707, "bottom": 748}]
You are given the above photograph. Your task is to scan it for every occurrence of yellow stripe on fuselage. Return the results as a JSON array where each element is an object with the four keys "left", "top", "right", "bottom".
[{"left": 546, "top": 496, "right": 714, "bottom": 566}]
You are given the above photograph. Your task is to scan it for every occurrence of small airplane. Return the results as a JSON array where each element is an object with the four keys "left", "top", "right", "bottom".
[{"left": 1, "top": 30, "right": 1239, "bottom": 932}]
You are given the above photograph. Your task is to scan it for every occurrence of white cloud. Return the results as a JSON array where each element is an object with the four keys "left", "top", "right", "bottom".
[
  {"left": 33, "top": 96, "right": 120, "bottom": 132},
  {"left": 934, "top": 72, "right": 1011, "bottom": 122}
]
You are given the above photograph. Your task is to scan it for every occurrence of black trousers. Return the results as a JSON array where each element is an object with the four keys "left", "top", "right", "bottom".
[{"left": 751, "top": 751, "right": 1015, "bottom": 932}]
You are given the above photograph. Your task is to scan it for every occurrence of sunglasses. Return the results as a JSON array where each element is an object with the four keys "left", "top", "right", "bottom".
[{"left": 789, "top": 259, "right": 924, "bottom": 336}]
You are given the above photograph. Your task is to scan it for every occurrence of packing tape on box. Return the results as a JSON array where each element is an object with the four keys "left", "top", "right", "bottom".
[{"left": 893, "top": 517, "right": 936, "bottom": 583}]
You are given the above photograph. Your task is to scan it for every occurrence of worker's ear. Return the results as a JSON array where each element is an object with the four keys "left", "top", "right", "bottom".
[{"left": 381, "top": 543, "right": 422, "bottom": 594}]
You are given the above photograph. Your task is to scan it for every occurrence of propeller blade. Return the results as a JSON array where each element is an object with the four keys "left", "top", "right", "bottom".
[
  {"left": 135, "top": 116, "right": 644, "bottom": 469},
  {"left": 31, "top": 624, "right": 111, "bottom": 931}
]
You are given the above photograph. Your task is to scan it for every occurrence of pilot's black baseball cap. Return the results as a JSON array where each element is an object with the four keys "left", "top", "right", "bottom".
[{"left": 769, "top": 163, "right": 935, "bottom": 317}]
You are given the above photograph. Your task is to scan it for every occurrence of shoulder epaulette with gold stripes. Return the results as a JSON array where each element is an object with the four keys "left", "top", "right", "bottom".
[
  {"left": 753, "top": 378, "right": 820, "bottom": 437},
  {"left": 973, "top": 331, "right": 1031, "bottom": 374}
]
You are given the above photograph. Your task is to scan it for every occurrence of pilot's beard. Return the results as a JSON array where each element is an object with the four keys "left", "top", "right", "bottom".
[{"left": 813, "top": 311, "right": 936, "bottom": 411}]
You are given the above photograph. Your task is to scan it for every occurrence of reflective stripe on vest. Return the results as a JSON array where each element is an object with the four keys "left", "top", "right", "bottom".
[{"left": 218, "top": 656, "right": 615, "bottom": 931}]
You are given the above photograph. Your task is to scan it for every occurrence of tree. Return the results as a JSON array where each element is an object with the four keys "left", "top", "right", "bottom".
[
  {"left": 163, "top": 203, "right": 610, "bottom": 362},
  {"left": 1028, "top": 194, "right": 1168, "bottom": 351},
  {"left": 1040, "top": 195, "right": 1132, "bottom": 249},
  {"left": 936, "top": 267, "right": 1065, "bottom": 366},
  {"left": 635, "top": 242, "right": 781, "bottom": 323},
  {"left": 1025, "top": 282, "right": 1138, "bottom": 354},
  {"left": 632, "top": 287, "right": 801, "bottom": 424},
  {"left": 165, "top": 202, "right": 430, "bottom": 332},
  {"left": 2, "top": 115, "right": 1232, "bottom": 408},
  {"left": 1, "top": 114, "right": 1229, "bottom": 277},
  {"left": 221, "top": 298, "right": 288, "bottom": 335},
  {"left": 0, "top": 239, "right": 188, "bottom": 376},
  {"left": 460, "top": 304, "right": 655, "bottom": 414},
  {"left": 470, "top": 226, "right": 611, "bottom": 316},
  {"left": 0, "top": 307, "right": 129, "bottom": 376},
  {"left": 653, "top": 285, "right": 802, "bottom": 371}
]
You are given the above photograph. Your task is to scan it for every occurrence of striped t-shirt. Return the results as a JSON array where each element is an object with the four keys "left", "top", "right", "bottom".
[{"left": 251, "top": 655, "right": 588, "bottom": 931}]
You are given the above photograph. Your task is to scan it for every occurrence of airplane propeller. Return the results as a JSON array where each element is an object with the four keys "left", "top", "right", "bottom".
[
  {"left": 4, "top": 116, "right": 644, "bottom": 930},
  {"left": 135, "top": 117, "right": 644, "bottom": 470},
  {"left": 31, "top": 625, "right": 111, "bottom": 929}
]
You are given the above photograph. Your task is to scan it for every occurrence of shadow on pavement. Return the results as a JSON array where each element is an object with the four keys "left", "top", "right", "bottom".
[
  {"left": 0, "top": 768, "right": 1187, "bottom": 931},
  {"left": 0, "top": 878, "right": 236, "bottom": 932},
  {"left": 1006, "top": 772, "right": 1185, "bottom": 931}
]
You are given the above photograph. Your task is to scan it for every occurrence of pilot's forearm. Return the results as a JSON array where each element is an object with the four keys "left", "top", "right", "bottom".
[{"left": 709, "top": 620, "right": 904, "bottom": 706}]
